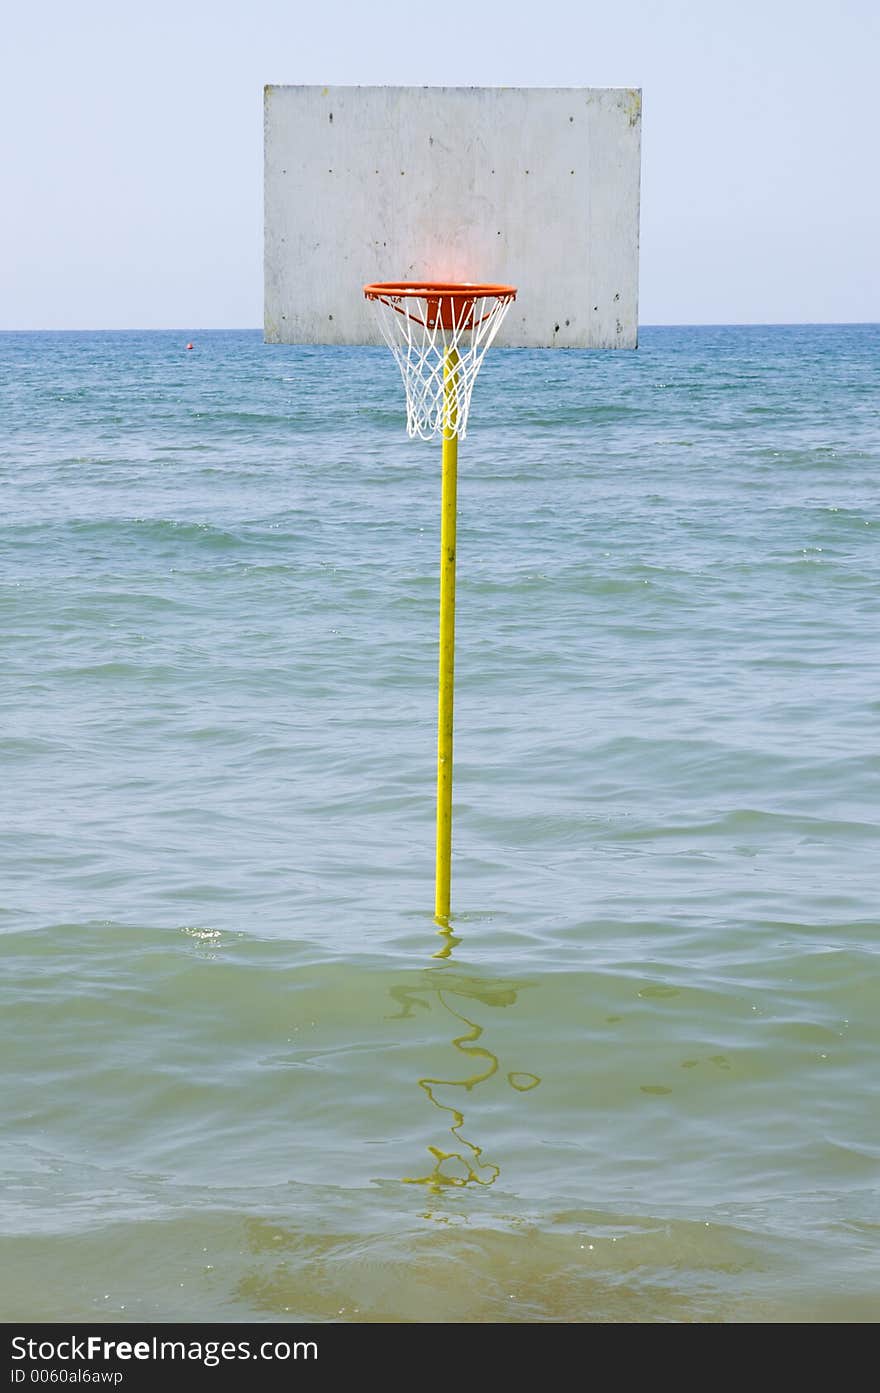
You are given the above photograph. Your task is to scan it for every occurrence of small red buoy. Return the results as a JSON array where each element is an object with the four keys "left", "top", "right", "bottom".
[{"left": 186, "top": 342, "right": 194, "bottom": 350}]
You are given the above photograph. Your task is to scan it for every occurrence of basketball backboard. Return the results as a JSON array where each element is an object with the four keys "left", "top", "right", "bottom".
[{"left": 264, "top": 85, "right": 641, "bottom": 350}]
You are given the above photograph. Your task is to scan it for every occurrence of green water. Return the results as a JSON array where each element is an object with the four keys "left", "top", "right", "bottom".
[{"left": 1, "top": 326, "right": 878, "bottom": 1322}]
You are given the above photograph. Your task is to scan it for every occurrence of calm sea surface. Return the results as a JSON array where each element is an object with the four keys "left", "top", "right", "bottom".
[{"left": 1, "top": 325, "right": 878, "bottom": 1322}]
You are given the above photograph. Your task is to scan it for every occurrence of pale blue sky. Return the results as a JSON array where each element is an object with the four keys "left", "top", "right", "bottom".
[{"left": 1, "top": 0, "right": 877, "bottom": 328}]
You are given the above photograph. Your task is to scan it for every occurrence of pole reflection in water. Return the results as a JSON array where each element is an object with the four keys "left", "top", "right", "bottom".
[{"left": 387, "top": 927, "right": 541, "bottom": 1195}]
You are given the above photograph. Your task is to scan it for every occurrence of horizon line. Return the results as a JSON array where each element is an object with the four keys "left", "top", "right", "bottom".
[{"left": 1, "top": 320, "right": 878, "bottom": 334}]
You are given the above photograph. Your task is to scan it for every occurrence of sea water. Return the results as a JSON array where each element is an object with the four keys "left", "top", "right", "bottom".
[{"left": 1, "top": 325, "right": 878, "bottom": 1322}]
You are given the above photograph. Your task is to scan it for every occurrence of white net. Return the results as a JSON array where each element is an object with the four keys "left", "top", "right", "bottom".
[{"left": 365, "top": 287, "right": 515, "bottom": 441}]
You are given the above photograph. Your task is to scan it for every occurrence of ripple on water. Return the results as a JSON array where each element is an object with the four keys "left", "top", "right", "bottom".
[{"left": 1, "top": 326, "right": 879, "bottom": 1320}]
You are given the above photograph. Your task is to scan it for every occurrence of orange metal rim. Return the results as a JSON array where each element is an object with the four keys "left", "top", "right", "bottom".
[{"left": 364, "top": 281, "right": 517, "bottom": 301}]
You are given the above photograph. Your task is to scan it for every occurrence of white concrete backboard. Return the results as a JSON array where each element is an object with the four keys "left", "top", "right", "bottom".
[{"left": 264, "top": 86, "right": 641, "bottom": 349}]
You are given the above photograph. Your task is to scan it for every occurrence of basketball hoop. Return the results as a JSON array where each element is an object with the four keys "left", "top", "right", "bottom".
[
  {"left": 364, "top": 282, "right": 517, "bottom": 440},
  {"left": 363, "top": 279, "right": 516, "bottom": 929}
]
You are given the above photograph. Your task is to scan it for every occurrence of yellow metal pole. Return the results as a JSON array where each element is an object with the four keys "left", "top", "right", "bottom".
[{"left": 435, "top": 347, "right": 459, "bottom": 925}]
